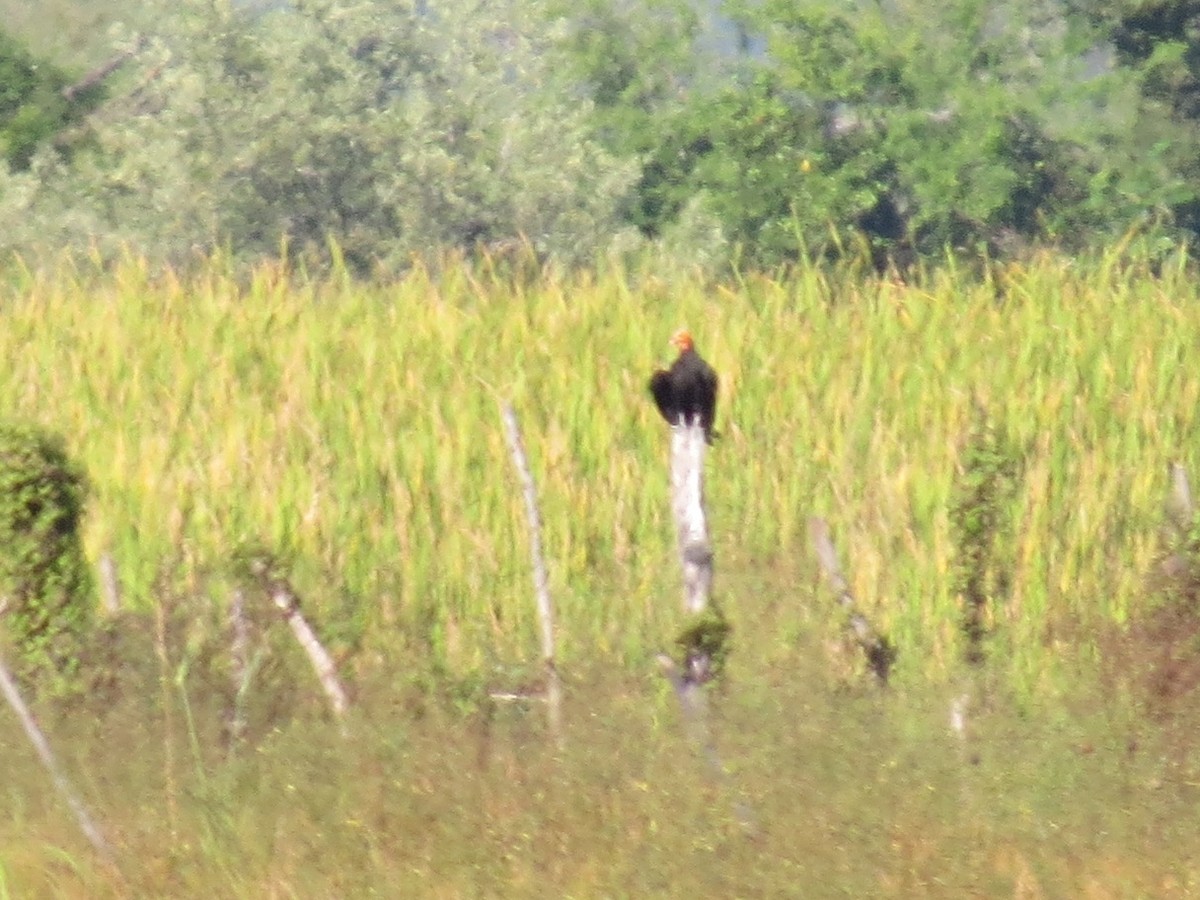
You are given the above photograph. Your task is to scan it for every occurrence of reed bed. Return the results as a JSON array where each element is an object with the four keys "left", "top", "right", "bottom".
[{"left": 1, "top": 249, "right": 1196, "bottom": 689}]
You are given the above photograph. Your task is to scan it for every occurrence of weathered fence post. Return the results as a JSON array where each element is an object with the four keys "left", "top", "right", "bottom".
[
  {"left": 655, "top": 420, "right": 750, "bottom": 828},
  {"left": 673, "top": 420, "right": 714, "bottom": 617},
  {"left": 98, "top": 553, "right": 121, "bottom": 614},
  {"left": 1167, "top": 461, "right": 1195, "bottom": 533},
  {"left": 0, "top": 650, "right": 112, "bottom": 861},
  {"left": 808, "top": 517, "right": 895, "bottom": 684},
  {"left": 246, "top": 559, "right": 350, "bottom": 731},
  {"left": 657, "top": 417, "right": 730, "bottom": 682},
  {"left": 500, "top": 402, "right": 564, "bottom": 748}
]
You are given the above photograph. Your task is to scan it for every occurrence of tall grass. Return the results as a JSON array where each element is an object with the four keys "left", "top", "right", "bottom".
[{"left": 1, "top": 248, "right": 1196, "bottom": 689}]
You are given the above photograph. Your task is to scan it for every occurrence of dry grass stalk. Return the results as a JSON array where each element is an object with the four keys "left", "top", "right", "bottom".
[
  {"left": 7, "top": 251, "right": 1199, "bottom": 688},
  {"left": 154, "top": 598, "right": 179, "bottom": 843}
]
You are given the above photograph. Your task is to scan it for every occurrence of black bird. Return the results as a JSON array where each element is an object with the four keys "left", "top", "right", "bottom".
[{"left": 649, "top": 329, "right": 719, "bottom": 443}]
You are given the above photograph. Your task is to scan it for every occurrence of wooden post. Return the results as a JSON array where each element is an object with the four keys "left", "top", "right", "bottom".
[
  {"left": 1167, "top": 461, "right": 1195, "bottom": 533},
  {"left": 808, "top": 517, "right": 895, "bottom": 684},
  {"left": 656, "top": 420, "right": 720, "bottom": 683},
  {"left": 247, "top": 560, "right": 350, "bottom": 730},
  {"left": 656, "top": 420, "right": 753, "bottom": 829},
  {"left": 98, "top": 553, "right": 121, "bottom": 614},
  {"left": 0, "top": 652, "right": 112, "bottom": 861},
  {"left": 500, "top": 403, "right": 563, "bottom": 747},
  {"left": 672, "top": 421, "right": 714, "bottom": 617}
]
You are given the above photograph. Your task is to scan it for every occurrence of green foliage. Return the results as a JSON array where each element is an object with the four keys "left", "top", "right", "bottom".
[
  {"left": 1086, "top": 0, "right": 1200, "bottom": 118},
  {"left": 555, "top": 0, "right": 1200, "bottom": 268},
  {"left": 949, "top": 404, "right": 1023, "bottom": 665},
  {"left": 0, "top": 28, "right": 101, "bottom": 170},
  {"left": 7, "top": 0, "right": 1200, "bottom": 271},
  {"left": 0, "top": 425, "right": 92, "bottom": 691},
  {"left": 0, "top": 0, "right": 635, "bottom": 272},
  {"left": 1071, "top": 0, "right": 1200, "bottom": 239},
  {"left": 0, "top": 0, "right": 156, "bottom": 68},
  {"left": 551, "top": 0, "right": 701, "bottom": 133},
  {"left": 675, "top": 605, "right": 732, "bottom": 682}
]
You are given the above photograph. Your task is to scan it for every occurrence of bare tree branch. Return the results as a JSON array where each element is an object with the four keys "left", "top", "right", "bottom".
[{"left": 61, "top": 41, "right": 144, "bottom": 103}]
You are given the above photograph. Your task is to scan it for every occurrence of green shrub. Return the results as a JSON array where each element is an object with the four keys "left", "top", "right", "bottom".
[
  {"left": 950, "top": 404, "right": 1023, "bottom": 666},
  {"left": 0, "top": 425, "right": 92, "bottom": 691}
]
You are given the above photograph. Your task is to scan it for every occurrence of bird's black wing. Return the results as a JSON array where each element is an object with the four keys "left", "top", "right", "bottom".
[{"left": 648, "top": 370, "right": 677, "bottom": 425}]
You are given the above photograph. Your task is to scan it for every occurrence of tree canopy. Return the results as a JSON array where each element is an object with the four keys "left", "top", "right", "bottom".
[{"left": 3, "top": 0, "right": 1200, "bottom": 272}]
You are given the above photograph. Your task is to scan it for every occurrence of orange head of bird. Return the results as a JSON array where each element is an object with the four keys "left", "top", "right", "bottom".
[{"left": 670, "top": 329, "right": 695, "bottom": 353}]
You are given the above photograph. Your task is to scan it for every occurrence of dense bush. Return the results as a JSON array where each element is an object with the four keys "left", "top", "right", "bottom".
[{"left": 0, "top": 425, "right": 93, "bottom": 692}]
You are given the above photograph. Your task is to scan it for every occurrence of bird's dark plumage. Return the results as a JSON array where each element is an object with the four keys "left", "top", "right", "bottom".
[{"left": 649, "top": 330, "right": 718, "bottom": 443}]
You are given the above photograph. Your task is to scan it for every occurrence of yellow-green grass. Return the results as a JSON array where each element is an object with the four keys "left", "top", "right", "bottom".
[
  {"left": 1, "top": 249, "right": 1196, "bottom": 689},
  {"left": 0, "top": 657, "right": 1196, "bottom": 898}
]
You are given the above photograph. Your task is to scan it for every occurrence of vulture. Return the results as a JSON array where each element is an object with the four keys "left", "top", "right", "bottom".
[{"left": 648, "top": 329, "right": 719, "bottom": 444}]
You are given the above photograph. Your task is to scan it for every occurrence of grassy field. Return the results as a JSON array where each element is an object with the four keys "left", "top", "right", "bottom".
[
  {"left": 2, "top": 249, "right": 1200, "bottom": 894},
  {"left": 2, "top": 250, "right": 1197, "bottom": 682},
  {"left": 0, "top": 639, "right": 1197, "bottom": 897}
]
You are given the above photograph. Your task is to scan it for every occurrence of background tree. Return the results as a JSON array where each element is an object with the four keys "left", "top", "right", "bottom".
[
  {"left": 5, "top": 0, "right": 1200, "bottom": 272},
  {"left": 1074, "top": 0, "right": 1200, "bottom": 240},
  {"left": 0, "top": 28, "right": 104, "bottom": 171},
  {"left": 561, "top": 0, "right": 1200, "bottom": 268},
  {"left": 0, "top": 0, "right": 636, "bottom": 272}
]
